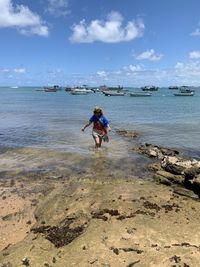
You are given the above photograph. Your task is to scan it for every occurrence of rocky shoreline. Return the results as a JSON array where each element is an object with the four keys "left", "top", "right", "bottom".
[
  {"left": 0, "top": 130, "right": 200, "bottom": 267},
  {"left": 117, "top": 129, "right": 200, "bottom": 199}
]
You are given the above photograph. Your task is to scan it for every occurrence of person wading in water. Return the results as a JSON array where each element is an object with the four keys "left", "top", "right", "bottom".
[{"left": 82, "top": 106, "right": 111, "bottom": 148}]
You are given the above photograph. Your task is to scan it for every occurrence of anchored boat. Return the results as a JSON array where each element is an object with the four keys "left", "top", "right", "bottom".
[{"left": 130, "top": 92, "right": 152, "bottom": 97}]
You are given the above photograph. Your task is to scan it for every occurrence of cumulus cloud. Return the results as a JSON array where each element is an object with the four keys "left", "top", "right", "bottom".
[
  {"left": 134, "top": 49, "right": 163, "bottom": 61},
  {"left": 97, "top": 71, "right": 108, "bottom": 77},
  {"left": 0, "top": 67, "right": 26, "bottom": 73},
  {"left": 189, "top": 51, "right": 200, "bottom": 59},
  {"left": 123, "top": 64, "right": 143, "bottom": 72},
  {"left": 46, "top": 0, "right": 70, "bottom": 17},
  {"left": 0, "top": 0, "right": 49, "bottom": 36},
  {"left": 14, "top": 68, "right": 26, "bottom": 73},
  {"left": 173, "top": 61, "right": 200, "bottom": 84},
  {"left": 69, "top": 11, "right": 144, "bottom": 43}
]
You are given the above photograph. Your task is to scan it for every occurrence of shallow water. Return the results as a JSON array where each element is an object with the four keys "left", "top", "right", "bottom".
[{"left": 0, "top": 86, "right": 199, "bottom": 174}]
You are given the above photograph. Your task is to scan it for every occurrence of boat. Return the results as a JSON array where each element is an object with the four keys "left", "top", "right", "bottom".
[
  {"left": 44, "top": 85, "right": 60, "bottom": 92},
  {"left": 141, "top": 85, "right": 158, "bottom": 91},
  {"left": 10, "top": 86, "right": 19, "bottom": 89},
  {"left": 91, "top": 87, "right": 100, "bottom": 93},
  {"left": 107, "top": 85, "right": 123, "bottom": 91},
  {"left": 130, "top": 92, "right": 152, "bottom": 97},
  {"left": 174, "top": 87, "right": 195, "bottom": 96},
  {"left": 179, "top": 86, "right": 195, "bottom": 93},
  {"left": 102, "top": 90, "right": 125, "bottom": 96},
  {"left": 70, "top": 90, "right": 88, "bottom": 95},
  {"left": 168, "top": 86, "right": 179, "bottom": 90},
  {"left": 70, "top": 88, "right": 93, "bottom": 95},
  {"left": 99, "top": 85, "right": 123, "bottom": 91},
  {"left": 174, "top": 91, "right": 194, "bottom": 96},
  {"left": 99, "top": 85, "right": 108, "bottom": 91},
  {"left": 65, "top": 87, "right": 72, "bottom": 92}
]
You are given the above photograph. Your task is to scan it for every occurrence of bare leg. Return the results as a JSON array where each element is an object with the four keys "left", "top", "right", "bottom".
[{"left": 94, "top": 136, "right": 101, "bottom": 148}]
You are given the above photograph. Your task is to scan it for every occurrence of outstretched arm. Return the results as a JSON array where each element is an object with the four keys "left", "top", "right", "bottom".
[{"left": 82, "top": 121, "right": 92, "bottom": 131}]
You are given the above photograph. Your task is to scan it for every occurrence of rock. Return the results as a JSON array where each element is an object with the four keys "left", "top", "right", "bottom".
[
  {"left": 22, "top": 258, "right": 30, "bottom": 266},
  {"left": 154, "top": 174, "right": 172, "bottom": 186},
  {"left": 148, "top": 149, "right": 158, "bottom": 158},
  {"left": 148, "top": 162, "right": 161, "bottom": 172},
  {"left": 192, "top": 175, "right": 200, "bottom": 197},
  {"left": 138, "top": 144, "right": 179, "bottom": 159},
  {"left": 173, "top": 187, "right": 199, "bottom": 199},
  {"left": 164, "top": 164, "right": 185, "bottom": 175},
  {"left": 155, "top": 170, "right": 184, "bottom": 185},
  {"left": 116, "top": 129, "right": 139, "bottom": 138},
  {"left": 184, "top": 167, "right": 200, "bottom": 180}
]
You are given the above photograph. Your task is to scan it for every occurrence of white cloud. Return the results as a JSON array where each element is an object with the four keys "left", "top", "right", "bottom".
[
  {"left": 174, "top": 62, "right": 184, "bottom": 69},
  {"left": 0, "top": 0, "right": 49, "bottom": 36},
  {"left": 134, "top": 49, "right": 163, "bottom": 61},
  {"left": 69, "top": 11, "right": 144, "bottom": 43},
  {"left": 123, "top": 64, "right": 143, "bottom": 72},
  {"left": 97, "top": 71, "right": 108, "bottom": 77},
  {"left": 1, "top": 68, "right": 10, "bottom": 73},
  {"left": 189, "top": 51, "right": 200, "bottom": 59},
  {"left": 46, "top": 0, "right": 70, "bottom": 17},
  {"left": 173, "top": 61, "right": 200, "bottom": 85},
  {"left": 0, "top": 67, "right": 26, "bottom": 73},
  {"left": 191, "top": 27, "right": 200, "bottom": 36},
  {"left": 14, "top": 68, "right": 26, "bottom": 73}
]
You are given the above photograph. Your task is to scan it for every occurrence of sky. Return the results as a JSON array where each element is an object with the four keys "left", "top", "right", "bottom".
[{"left": 1, "top": 0, "right": 200, "bottom": 87}]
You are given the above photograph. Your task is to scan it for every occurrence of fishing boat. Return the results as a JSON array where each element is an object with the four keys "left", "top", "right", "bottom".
[
  {"left": 168, "top": 86, "right": 179, "bottom": 90},
  {"left": 102, "top": 90, "right": 125, "bottom": 96},
  {"left": 141, "top": 85, "right": 158, "bottom": 91},
  {"left": 174, "top": 88, "right": 195, "bottom": 96},
  {"left": 44, "top": 85, "right": 60, "bottom": 92},
  {"left": 107, "top": 85, "right": 123, "bottom": 91},
  {"left": 130, "top": 92, "right": 152, "bottom": 97},
  {"left": 174, "top": 91, "right": 194, "bottom": 96},
  {"left": 70, "top": 88, "right": 93, "bottom": 95}
]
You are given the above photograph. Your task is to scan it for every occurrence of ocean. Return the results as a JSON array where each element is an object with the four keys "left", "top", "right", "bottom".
[{"left": 0, "top": 86, "right": 199, "bottom": 176}]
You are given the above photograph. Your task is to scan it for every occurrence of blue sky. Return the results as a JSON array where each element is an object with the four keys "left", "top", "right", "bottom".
[{"left": 1, "top": 0, "right": 200, "bottom": 87}]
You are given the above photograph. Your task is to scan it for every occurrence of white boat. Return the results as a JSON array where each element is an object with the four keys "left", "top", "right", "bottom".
[
  {"left": 10, "top": 86, "right": 18, "bottom": 89},
  {"left": 130, "top": 92, "right": 152, "bottom": 97},
  {"left": 70, "top": 88, "right": 93, "bottom": 95},
  {"left": 179, "top": 87, "right": 195, "bottom": 93},
  {"left": 174, "top": 91, "right": 194, "bottom": 96},
  {"left": 103, "top": 90, "right": 125, "bottom": 96},
  {"left": 174, "top": 87, "right": 195, "bottom": 96}
]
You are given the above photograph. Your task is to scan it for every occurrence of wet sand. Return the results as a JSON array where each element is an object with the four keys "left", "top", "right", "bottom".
[{"left": 0, "top": 135, "right": 200, "bottom": 267}]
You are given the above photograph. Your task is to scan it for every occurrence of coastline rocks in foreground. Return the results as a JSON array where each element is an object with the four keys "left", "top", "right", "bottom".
[{"left": 137, "top": 143, "right": 200, "bottom": 198}]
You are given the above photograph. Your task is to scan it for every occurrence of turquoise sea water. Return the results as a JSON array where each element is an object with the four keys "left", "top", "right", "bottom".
[{"left": 0, "top": 86, "right": 200, "bottom": 174}]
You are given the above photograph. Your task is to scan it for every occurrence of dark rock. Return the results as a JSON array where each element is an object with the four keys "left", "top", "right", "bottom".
[
  {"left": 164, "top": 164, "right": 184, "bottom": 175},
  {"left": 169, "top": 255, "right": 181, "bottom": 263},
  {"left": 22, "top": 258, "right": 30, "bottom": 266},
  {"left": 184, "top": 167, "right": 200, "bottom": 180}
]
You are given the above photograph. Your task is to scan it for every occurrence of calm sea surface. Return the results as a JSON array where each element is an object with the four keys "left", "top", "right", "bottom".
[{"left": 0, "top": 86, "right": 200, "bottom": 174}]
